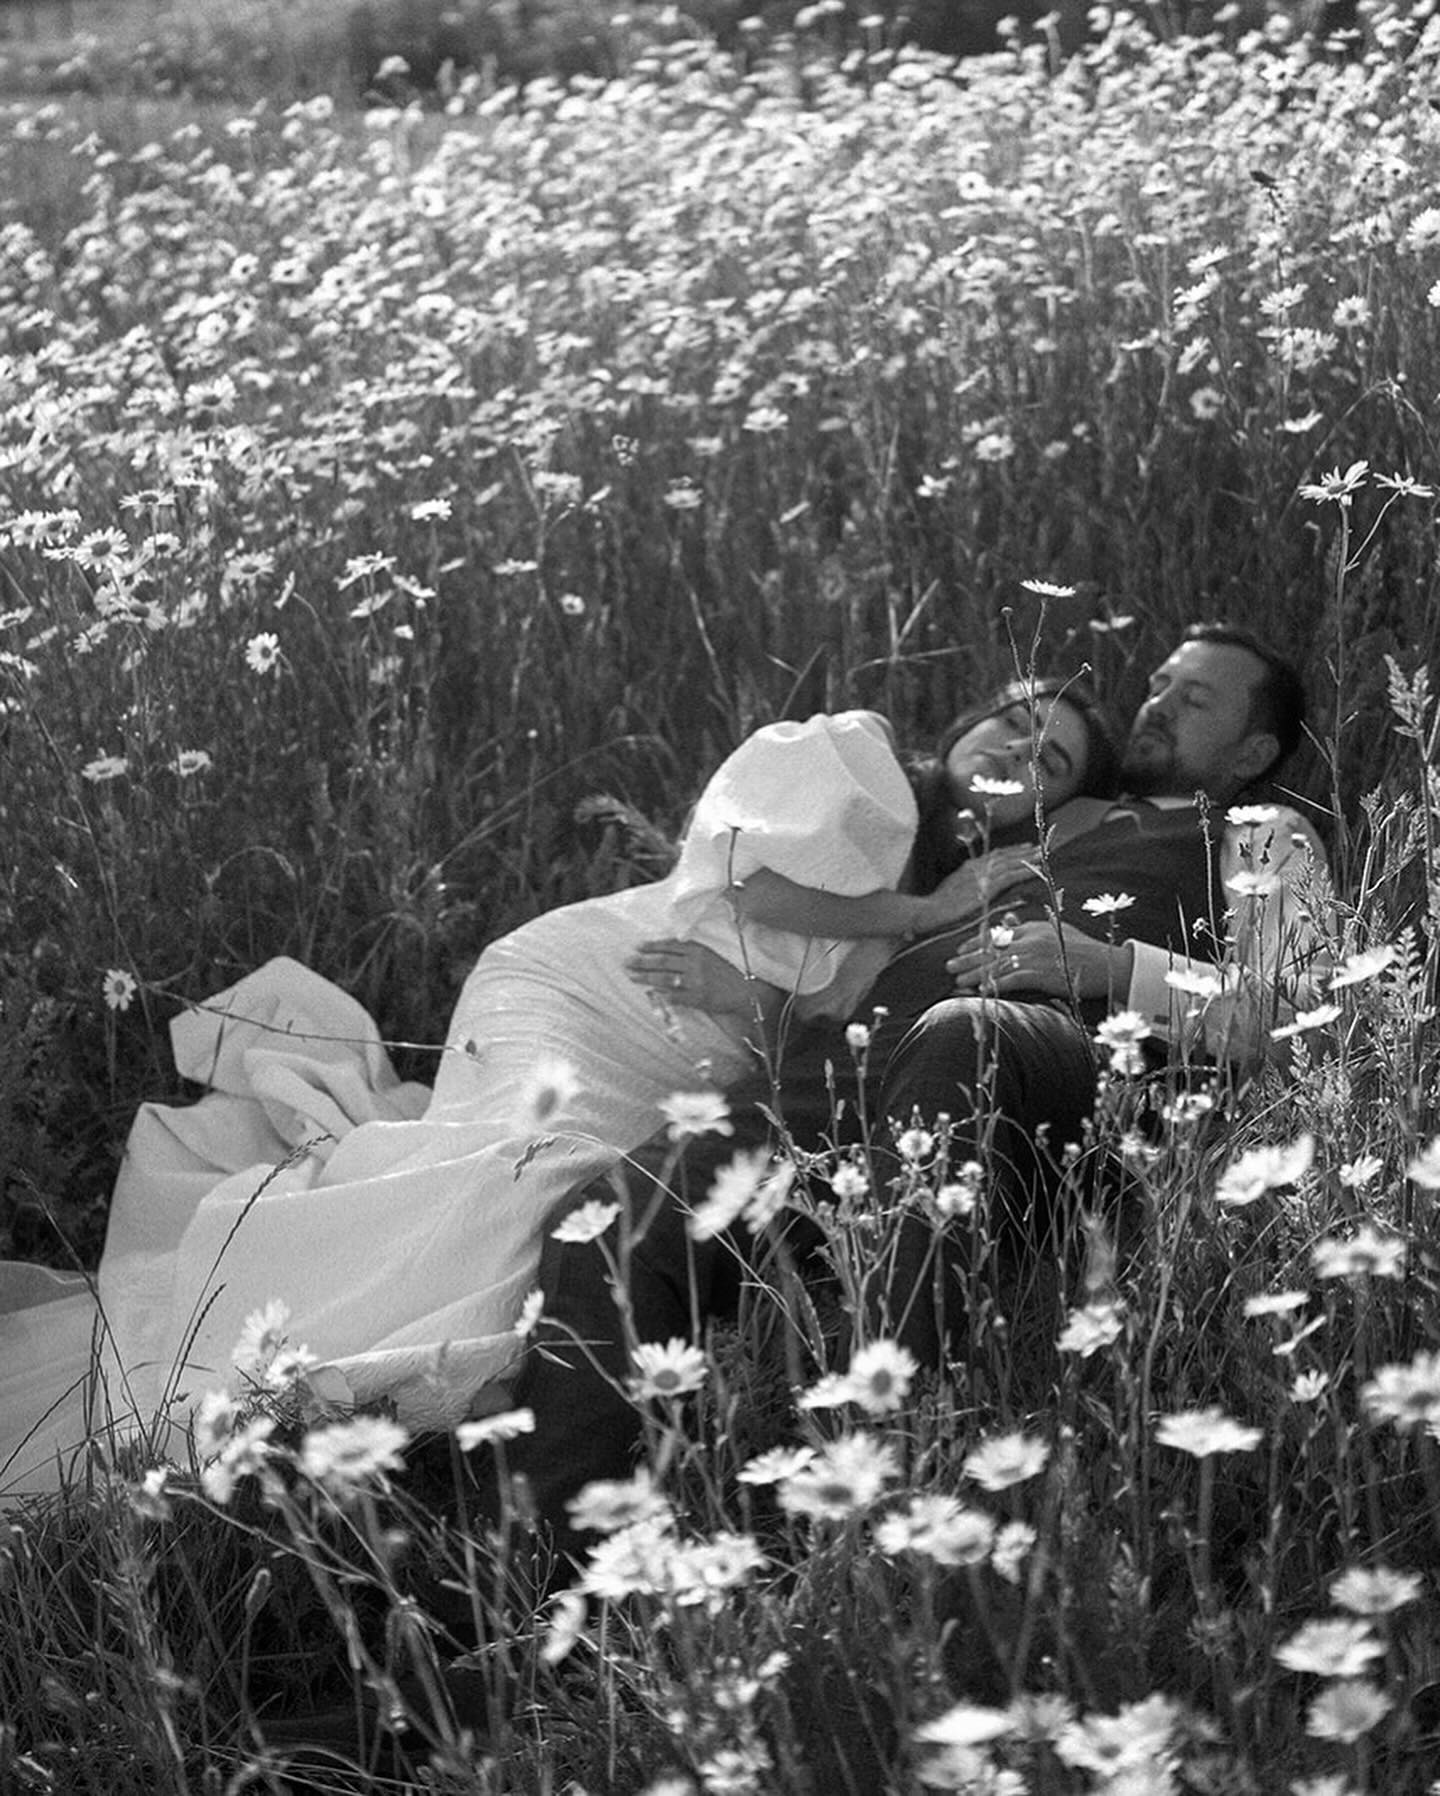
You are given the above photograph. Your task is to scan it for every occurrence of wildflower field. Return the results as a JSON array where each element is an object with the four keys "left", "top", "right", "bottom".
[{"left": 5, "top": 2, "right": 1440, "bottom": 1790}]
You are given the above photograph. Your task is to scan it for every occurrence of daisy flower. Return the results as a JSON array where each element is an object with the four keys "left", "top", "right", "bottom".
[
  {"left": 1329, "top": 1564, "right": 1424, "bottom": 1616},
  {"left": 200, "top": 1414, "right": 276, "bottom": 1505},
  {"left": 914, "top": 1702, "right": 1015, "bottom": 1746},
  {"left": 245, "top": 631, "right": 281, "bottom": 675},
  {"left": 102, "top": 968, "right": 138, "bottom": 1012},
  {"left": 1337, "top": 1153, "right": 1382, "bottom": 1189},
  {"left": 230, "top": 1300, "right": 293, "bottom": 1376},
  {"left": 1275, "top": 1617, "right": 1383, "bottom": 1678},
  {"left": 737, "top": 1444, "right": 816, "bottom": 1486},
  {"left": 1360, "top": 1350, "right": 1440, "bottom": 1429},
  {"left": 567, "top": 1469, "right": 672, "bottom": 1537},
  {"left": 1406, "top": 1137, "right": 1440, "bottom": 1188},
  {"left": 991, "top": 1519, "right": 1037, "bottom": 1584},
  {"left": 1082, "top": 892, "right": 1136, "bottom": 916},
  {"left": 1329, "top": 945, "right": 1397, "bottom": 990},
  {"left": 550, "top": 1199, "right": 621, "bottom": 1244},
  {"left": 964, "top": 1430, "right": 1050, "bottom": 1491},
  {"left": 895, "top": 1125, "right": 935, "bottom": 1163},
  {"left": 1305, "top": 1681, "right": 1392, "bottom": 1743},
  {"left": 541, "top": 1589, "right": 587, "bottom": 1666},
  {"left": 299, "top": 1415, "right": 407, "bottom": 1498},
  {"left": 875, "top": 1494, "right": 995, "bottom": 1566},
  {"left": 1214, "top": 1134, "right": 1314, "bottom": 1208},
  {"left": 579, "top": 1515, "right": 678, "bottom": 1599},
  {"left": 659, "top": 1089, "right": 734, "bottom": 1141},
  {"left": 456, "top": 1409, "right": 536, "bottom": 1450},
  {"left": 843, "top": 1339, "right": 918, "bottom": 1416},
  {"left": 1057, "top": 1302, "right": 1124, "bottom": 1357},
  {"left": 687, "top": 1146, "right": 771, "bottom": 1241},
  {"left": 1242, "top": 1290, "right": 1309, "bottom": 1318},
  {"left": 82, "top": 754, "right": 129, "bottom": 783},
  {"left": 1297, "top": 461, "right": 1369, "bottom": 505},
  {"left": 1154, "top": 1407, "right": 1261, "bottom": 1457},
  {"left": 778, "top": 1432, "right": 899, "bottom": 1520},
  {"left": 1312, "top": 1225, "right": 1406, "bottom": 1281},
  {"left": 829, "top": 1162, "right": 870, "bottom": 1201},
  {"left": 1270, "top": 1003, "right": 1342, "bottom": 1041},
  {"left": 630, "top": 1338, "right": 709, "bottom": 1400},
  {"left": 1054, "top": 1694, "right": 1184, "bottom": 1777},
  {"left": 1094, "top": 1009, "right": 1150, "bottom": 1075}
]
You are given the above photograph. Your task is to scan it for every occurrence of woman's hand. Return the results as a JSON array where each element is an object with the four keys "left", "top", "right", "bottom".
[
  {"left": 918, "top": 845, "right": 1038, "bottom": 931},
  {"left": 626, "top": 938, "right": 778, "bottom": 1020}
]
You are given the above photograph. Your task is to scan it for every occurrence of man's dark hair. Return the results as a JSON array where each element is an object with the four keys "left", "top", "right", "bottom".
[{"left": 1182, "top": 621, "right": 1306, "bottom": 774}]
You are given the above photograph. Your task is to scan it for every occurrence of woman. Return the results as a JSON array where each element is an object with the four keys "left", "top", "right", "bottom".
[{"left": 0, "top": 681, "right": 1115, "bottom": 1494}]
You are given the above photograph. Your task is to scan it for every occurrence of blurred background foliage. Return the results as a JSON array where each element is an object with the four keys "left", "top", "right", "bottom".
[{"left": 0, "top": 0, "right": 1363, "bottom": 103}]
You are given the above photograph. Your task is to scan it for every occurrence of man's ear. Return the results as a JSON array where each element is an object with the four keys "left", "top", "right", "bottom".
[{"left": 1234, "top": 729, "right": 1279, "bottom": 788}]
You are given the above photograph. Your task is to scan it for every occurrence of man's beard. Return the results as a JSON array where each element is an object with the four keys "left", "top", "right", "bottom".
[{"left": 1119, "top": 730, "right": 1178, "bottom": 797}]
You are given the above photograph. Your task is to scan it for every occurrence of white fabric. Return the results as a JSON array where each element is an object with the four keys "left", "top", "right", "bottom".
[
  {"left": 0, "top": 1264, "right": 106, "bottom": 1495},
  {"left": 669, "top": 709, "right": 917, "bottom": 994},
  {"left": 1124, "top": 800, "right": 1331, "bottom": 1065},
  {"left": 0, "top": 713, "right": 916, "bottom": 1499}
]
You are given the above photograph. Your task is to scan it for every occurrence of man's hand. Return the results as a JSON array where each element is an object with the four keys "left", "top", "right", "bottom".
[{"left": 946, "top": 919, "right": 1136, "bottom": 1003}]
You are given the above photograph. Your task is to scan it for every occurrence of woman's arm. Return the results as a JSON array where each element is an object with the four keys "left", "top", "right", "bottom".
[
  {"left": 626, "top": 842, "right": 1037, "bottom": 1042},
  {"left": 730, "top": 851, "right": 1038, "bottom": 943}
]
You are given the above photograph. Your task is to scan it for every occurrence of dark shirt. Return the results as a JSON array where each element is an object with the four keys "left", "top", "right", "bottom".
[{"left": 866, "top": 801, "right": 1228, "bottom": 1030}]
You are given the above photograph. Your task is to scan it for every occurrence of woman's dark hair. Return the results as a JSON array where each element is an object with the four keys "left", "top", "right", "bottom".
[{"left": 907, "top": 676, "right": 1120, "bottom": 894}]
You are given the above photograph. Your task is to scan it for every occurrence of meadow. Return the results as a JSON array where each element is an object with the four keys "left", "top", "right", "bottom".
[{"left": 2, "top": 1, "right": 1440, "bottom": 1790}]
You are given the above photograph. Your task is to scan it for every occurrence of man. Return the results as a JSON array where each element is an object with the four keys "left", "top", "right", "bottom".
[{"left": 491, "top": 623, "right": 1329, "bottom": 1552}]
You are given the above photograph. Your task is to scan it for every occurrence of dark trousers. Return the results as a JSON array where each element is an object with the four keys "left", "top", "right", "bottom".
[{"left": 494, "top": 986, "right": 1101, "bottom": 1555}]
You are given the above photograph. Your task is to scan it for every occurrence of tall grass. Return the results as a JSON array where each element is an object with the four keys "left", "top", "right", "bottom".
[{"left": 2, "top": 5, "right": 1440, "bottom": 1790}]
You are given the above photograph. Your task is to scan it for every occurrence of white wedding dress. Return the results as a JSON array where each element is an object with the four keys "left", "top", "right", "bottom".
[{"left": 0, "top": 712, "right": 916, "bottom": 1498}]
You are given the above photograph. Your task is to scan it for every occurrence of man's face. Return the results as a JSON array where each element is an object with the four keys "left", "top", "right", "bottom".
[{"left": 1121, "top": 639, "right": 1274, "bottom": 801}]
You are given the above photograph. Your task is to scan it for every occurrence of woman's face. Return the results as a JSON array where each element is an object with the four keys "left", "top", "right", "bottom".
[{"left": 943, "top": 696, "right": 1091, "bottom": 829}]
